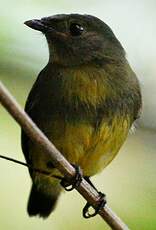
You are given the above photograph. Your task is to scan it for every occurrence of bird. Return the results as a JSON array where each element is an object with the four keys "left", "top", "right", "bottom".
[{"left": 22, "top": 13, "right": 142, "bottom": 218}]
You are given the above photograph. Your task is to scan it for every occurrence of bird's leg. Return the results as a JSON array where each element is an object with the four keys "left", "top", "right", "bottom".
[
  {"left": 60, "top": 164, "right": 83, "bottom": 191},
  {"left": 83, "top": 177, "right": 107, "bottom": 218}
]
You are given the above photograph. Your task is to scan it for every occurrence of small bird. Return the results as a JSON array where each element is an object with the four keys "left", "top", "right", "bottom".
[{"left": 22, "top": 14, "right": 142, "bottom": 218}]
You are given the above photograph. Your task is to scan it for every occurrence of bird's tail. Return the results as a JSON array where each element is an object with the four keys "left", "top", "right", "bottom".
[{"left": 27, "top": 183, "right": 61, "bottom": 218}]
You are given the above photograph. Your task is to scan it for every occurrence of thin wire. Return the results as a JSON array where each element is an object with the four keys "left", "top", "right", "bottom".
[
  {"left": 0, "top": 154, "right": 30, "bottom": 167},
  {"left": 0, "top": 154, "right": 62, "bottom": 179}
]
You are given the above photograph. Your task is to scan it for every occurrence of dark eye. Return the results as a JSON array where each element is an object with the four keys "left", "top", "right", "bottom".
[{"left": 70, "top": 23, "right": 84, "bottom": 36}]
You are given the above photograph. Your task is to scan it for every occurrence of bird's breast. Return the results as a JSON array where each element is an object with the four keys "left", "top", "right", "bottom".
[
  {"left": 29, "top": 63, "right": 136, "bottom": 177},
  {"left": 58, "top": 66, "right": 112, "bottom": 108}
]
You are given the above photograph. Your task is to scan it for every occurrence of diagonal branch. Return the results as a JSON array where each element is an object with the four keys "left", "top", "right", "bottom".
[{"left": 0, "top": 81, "right": 129, "bottom": 230}]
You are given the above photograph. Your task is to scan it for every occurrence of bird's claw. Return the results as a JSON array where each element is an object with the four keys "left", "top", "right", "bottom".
[
  {"left": 83, "top": 192, "right": 106, "bottom": 218},
  {"left": 60, "top": 164, "right": 83, "bottom": 191}
]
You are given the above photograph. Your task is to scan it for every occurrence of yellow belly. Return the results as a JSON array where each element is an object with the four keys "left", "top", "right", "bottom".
[{"left": 30, "top": 114, "right": 131, "bottom": 178}]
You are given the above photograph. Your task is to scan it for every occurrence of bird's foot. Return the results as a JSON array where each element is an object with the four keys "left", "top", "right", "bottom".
[
  {"left": 83, "top": 192, "right": 106, "bottom": 218},
  {"left": 60, "top": 164, "right": 83, "bottom": 191}
]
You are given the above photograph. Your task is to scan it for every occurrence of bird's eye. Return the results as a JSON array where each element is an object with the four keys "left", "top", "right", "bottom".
[{"left": 70, "top": 23, "right": 84, "bottom": 36}]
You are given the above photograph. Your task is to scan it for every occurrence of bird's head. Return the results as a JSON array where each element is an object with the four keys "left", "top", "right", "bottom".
[{"left": 25, "top": 14, "right": 125, "bottom": 66}]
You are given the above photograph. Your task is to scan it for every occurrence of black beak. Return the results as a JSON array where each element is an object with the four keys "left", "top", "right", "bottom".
[{"left": 24, "top": 19, "right": 48, "bottom": 33}]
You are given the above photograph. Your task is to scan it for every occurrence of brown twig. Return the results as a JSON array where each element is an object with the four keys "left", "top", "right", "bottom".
[{"left": 0, "top": 81, "right": 129, "bottom": 230}]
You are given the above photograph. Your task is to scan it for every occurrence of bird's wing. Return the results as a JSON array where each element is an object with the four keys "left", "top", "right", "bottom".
[{"left": 21, "top": 69, "right": 45, "bottom": 176}]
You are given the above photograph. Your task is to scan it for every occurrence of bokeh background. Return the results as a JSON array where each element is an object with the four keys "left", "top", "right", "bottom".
[{"left": 0, "top": 0, "right": 156, "bottom": 229}]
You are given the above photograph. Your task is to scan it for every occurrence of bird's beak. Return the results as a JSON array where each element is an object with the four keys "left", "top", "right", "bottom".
[{"left": 24, "top": 19, "right": 49, "bottom": 33}]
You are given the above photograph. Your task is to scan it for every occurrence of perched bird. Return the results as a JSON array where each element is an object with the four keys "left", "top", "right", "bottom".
[{"left": 22, "top": 14, "right": 142, "bottom": 218}]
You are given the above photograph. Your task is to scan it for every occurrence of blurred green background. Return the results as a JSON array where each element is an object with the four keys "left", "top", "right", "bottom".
[{"left": 0, "top": 0, "right": 156, "bottom": 229}]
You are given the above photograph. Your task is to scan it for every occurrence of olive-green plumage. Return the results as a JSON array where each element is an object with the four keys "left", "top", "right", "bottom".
[{"left": 22, "top": 14, "right": 142, "bottom": 218}]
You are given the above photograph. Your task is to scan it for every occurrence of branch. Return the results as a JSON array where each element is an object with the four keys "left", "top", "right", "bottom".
[{"left": 0, "top": 81, "right": 129, "bottom": 230}]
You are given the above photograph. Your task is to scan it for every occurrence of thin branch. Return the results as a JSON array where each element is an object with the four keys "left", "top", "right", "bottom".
[{"left": 0, "top": 81, "right": 129, "bottom": 230}]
